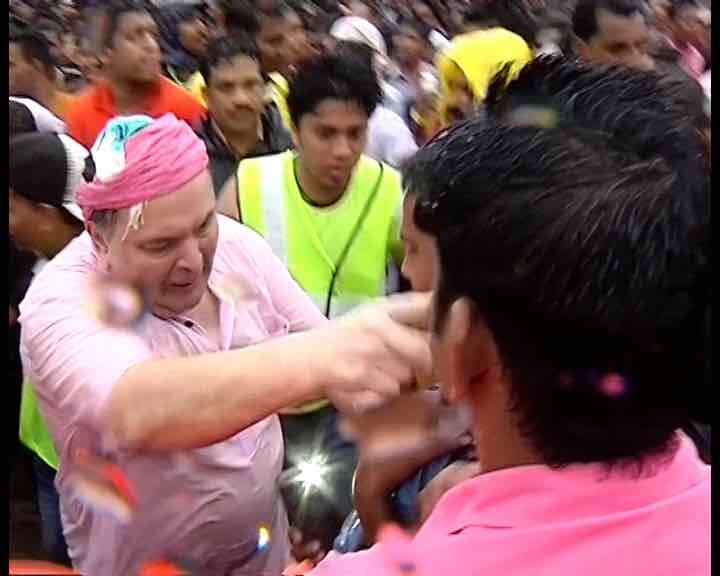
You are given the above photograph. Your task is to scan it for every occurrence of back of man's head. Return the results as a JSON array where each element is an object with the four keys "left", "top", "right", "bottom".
[
  {"left": 405, "top": 57, "right": 709, "bottom": 467},
  {"left": 9, "top": 26, "right": 56, "bottom": 78},
  {"left": 572, "top": 0, "right": 646, "bottom": 42},
  {"left": 287, "top": 49, "right": 382, "bottom": 128}
]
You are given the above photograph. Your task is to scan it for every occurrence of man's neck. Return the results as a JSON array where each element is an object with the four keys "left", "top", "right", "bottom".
[
  {"left": 295, "top": 159, "right": 348, "bottom": 207},
  {"left": 213, "top": 118, "right": 262, "bottom": 160},
  {"left": 186, "top": 288, "right": 220, "bottom": 336},
  {"left": 471, "top": 392, "right": 544, "bottom": 475},
  {"left": 31, "top": 79, "right": 56, "bottom": 112},
  {"left": 108, "top": 76, "right": 157, "bottom": 114}
]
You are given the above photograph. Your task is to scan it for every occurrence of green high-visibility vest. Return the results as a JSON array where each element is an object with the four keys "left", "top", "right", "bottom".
[
  {"left": 236, "top": 151, "right": 404, "bottom": 319},
  {"left": 20, "top": 378, "right": 59, "bottom": 470},
  {"left": 237, "top": 151, "right": 404, "bottom": 414}
]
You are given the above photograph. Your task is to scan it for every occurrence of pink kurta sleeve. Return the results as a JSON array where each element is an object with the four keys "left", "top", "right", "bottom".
[{"left": 18, "top": 234, "right": 152, "bottom": 438}]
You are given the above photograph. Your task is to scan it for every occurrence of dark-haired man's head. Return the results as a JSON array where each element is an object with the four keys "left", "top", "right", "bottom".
[
  {"left": 100, "top": 1, "right": 162, "bottom": 86},
  {"left": 202, "top": 35, "right": 264, "bottom": 138},
  {"left": 222, "top": 0, "right": 291, "bottom": 76},
  {"left": 285, "top": 6, "right": 317, "bottom": 72},
  {"left": 256, "top": 1, "right": 293, "bottom": 76},
  {"left": 393, "top": 19, "right": 429, "bottom": 71},
  {"left": 177, "top": 6, "right": 210, "bottom": 58},
  {"left": 573, "top": 0, "right": 655, "bottom": 70},
  {"left": 404, "top": 57, "right": 709, "bottom": 469},
  {"left": 9, "top": 27, "right": 57, "bottom": 100},
  {"left": 288, "top": 50, "right": 381, "bottom": 200}
]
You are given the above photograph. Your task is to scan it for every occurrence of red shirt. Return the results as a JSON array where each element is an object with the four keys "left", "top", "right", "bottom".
[{"left": 66, "top": 77, "right": 206, "bottom": 149}]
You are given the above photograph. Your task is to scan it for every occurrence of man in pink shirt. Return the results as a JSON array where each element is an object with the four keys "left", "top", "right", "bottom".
[
  {"left": 19, "top": 114, "right": 431, "bottom": 575},
  {"left": 311, "top": 58, "right": 710, "bottom": 575}
]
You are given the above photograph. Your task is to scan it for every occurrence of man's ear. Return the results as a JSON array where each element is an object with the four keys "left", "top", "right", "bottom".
[
  {"left": 87, "top": 221, "right": 110, "bottom": 256},
  {"left": 441, "top": 297, "right": 475, "bottom": 404},
  {"left": 442, "top": 297, "right": 500, "bottom": 405}
]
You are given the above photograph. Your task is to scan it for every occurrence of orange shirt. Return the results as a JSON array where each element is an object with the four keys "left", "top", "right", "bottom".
[
  {"left": 66, "top": 77, "right": 206, "bottom": 149},
  {"left": 48, "top": 91, "right": 76, "bottom": 121}
]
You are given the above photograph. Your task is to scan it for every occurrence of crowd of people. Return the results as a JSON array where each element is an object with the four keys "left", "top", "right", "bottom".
[{"left": 9, "top": 0, "right": 710, "bottom": 574}]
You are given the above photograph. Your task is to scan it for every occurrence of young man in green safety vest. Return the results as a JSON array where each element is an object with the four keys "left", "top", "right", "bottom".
[{"left": 218, "top": 48, "right": 405, "bottom": 551}]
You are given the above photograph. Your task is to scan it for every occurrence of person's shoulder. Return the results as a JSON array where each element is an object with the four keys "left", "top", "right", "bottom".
[
  {"left": 66, "top": 83, "right": 102, "bottom": 113},
  {"left": 362, "top": 154, "right": 402, "bottom": 187},
  {"left": 158, "top": 77, "right": 206, "bottom": 117},
  {"left": 309, "top": 541, "right": 402, "bottom": 575},
  {"left": 216, "top": 213, "right": 273, "bottom": 253},
  {"left": 65, "top": 85, "right": 105, "bottom": 144},
  {"left": 214, "top": 214, "right": 280, "bottom": 271},
  {"left": 19, "top": 233, "right": 95, "bottom": 318},
  {"left": 371, "top": 106, "right": 410, "bottom": 133}
]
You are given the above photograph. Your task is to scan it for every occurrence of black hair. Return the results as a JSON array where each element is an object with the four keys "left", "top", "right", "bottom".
[
  {"left": 395, "top": 17, "right": 431, "bottom": 42},
  {"left": 223, "top": 0, "right": 260, "bottom": 36},
  {"left": 256, "top": 0, "right": 292, "bottom": 20},
  {"left": 100, "top": 0, "right": 153, "bottom": 49},
  {"left": 9, "top": 26, "right": 56, "bottom": 76},
  {"left": 333, "top": 39, "right": 374, "bottom": 73},
  {"left": 657, "top": 69, "right": 710, "bottom": 133},
  {"left": 460, "top": 0, "right": 543, "bottom": 45},
  {"left": 9, "top": 100, "right": 38, "bottom": 136},
  {"left": 200, "top": 34, "right": 260, "bottom": 85},
  {"left": 404, "top": 57, "right": 710, "bottom": 467},
  {"left": 462, "top": 0, "right": 499, "bottom": 27},
  {"left": 287, "top": 49, "right": 381, "bottom": 127},
  {"left": 176, "top": 4, "right": 206, "bottom": 24},
  {"left": 573, "top": 0, "right": 646, "bottom": 41}
]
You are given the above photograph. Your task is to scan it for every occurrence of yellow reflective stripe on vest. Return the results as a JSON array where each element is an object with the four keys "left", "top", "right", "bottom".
[
  {"left": 237, "top": 155, "right": 289, "bottom": 266},
  {"left": 259, "top": 159, "right": 289, "bottom": 267}
]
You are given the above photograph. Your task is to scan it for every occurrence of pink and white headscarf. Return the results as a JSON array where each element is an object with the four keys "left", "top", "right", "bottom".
[{"left": 76, "top": 114, "right": 209, "bottom": 226}]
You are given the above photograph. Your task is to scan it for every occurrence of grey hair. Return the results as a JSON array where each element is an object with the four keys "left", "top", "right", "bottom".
[
  {"left": 90, "top": 208, "right": 119, "bottom": 237},
  {"left": 90, "top": 202, "right": 147, "bottom": 241}
]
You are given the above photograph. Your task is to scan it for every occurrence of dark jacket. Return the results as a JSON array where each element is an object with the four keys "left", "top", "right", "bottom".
[{"left": 197, "top": 105, "right": 293, "bottom": 195}]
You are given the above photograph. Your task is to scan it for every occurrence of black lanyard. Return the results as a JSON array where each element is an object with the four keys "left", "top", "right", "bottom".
[{"left": 294, "top": 159, "right": 385, "bottom": 318}]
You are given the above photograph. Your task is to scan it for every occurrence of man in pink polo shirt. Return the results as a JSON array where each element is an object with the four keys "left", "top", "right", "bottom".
[
  {"left": 311, "top": 58, "right": 711, "bottom": 575},
  {"left": 18, "top": 114, "right": 431, "bottom": 575}
]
